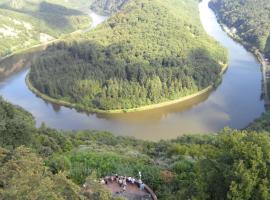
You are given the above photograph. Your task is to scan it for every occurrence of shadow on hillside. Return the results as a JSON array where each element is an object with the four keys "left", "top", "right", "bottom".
[{"left": 0, "top": 1, "right": 85, "bottom": 31}]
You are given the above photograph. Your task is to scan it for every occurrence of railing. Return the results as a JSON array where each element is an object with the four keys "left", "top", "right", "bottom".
[{"left": 144, "top": 184, "right": 158, "bottom": 200}]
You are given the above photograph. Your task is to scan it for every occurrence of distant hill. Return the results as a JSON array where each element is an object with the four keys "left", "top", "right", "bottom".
[
  {"left": 91, "top": 0, "right": 129, "bottom": 15},
  {"left": 0, "top": 0, "right": 92, "bottom": 58},
  {"left": 210, "top": 0, "right": 270, "bottom": 59},
  {"left": 29, "top": 0, "right": 227, "bottom": 111},
  {"left": 9, "top": 0, "right": 24, "bottom": 9}
]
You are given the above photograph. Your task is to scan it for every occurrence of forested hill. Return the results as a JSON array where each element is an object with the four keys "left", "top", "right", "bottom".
[
  {"left": 29, "top": 0, "right": 227, "bottom": 111},
  {"left": 209, "top": 0, "right": 270, "bottom": 59},
  {"left": 90, "top": 0, "right": 128, "bottom": 15}
]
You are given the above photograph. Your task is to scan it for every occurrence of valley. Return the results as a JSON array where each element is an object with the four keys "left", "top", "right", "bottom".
[
  {"left": 1, "top": 0, "right": 270, "bottom": 199},
  {"left": 0, "top": 0, "right": 265, "bottom": 140}
]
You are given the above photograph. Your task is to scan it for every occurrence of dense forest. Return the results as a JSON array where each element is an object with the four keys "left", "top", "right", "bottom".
[
  {"left": 0, "top": 0, "right": 92, "bottom": 58},
  {"left": 209, "top": 0, "right": 270, "bottom": 59},
  {"left": 2, "top": 96, "right": 270, "bottom": 199},
  {"left": 29, "top": 0, "right": 227, "bottom": 111}
]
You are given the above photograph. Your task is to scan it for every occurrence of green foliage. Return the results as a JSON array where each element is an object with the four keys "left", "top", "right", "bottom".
[
  {"left": 195, "top": 130, "right": 270, "bottom": 200},
  {"left": 210, "top": 0, "right": 270, "bottom": 58},
  {"left": 2, "top": 97, "right": 270, "bottom": 199},
  {"left": 66, "top": 151, "right": 157, "bottom": 184},
  {"left": 81, "top": 172, "right": 113, "bottom": 200},
  {"left": 161, "top": 129, "right": 270, "bottom": 200},
  {"left": 248, "top": 110, "right": 270, "bottom": 133},
  {"left": 0, "top": 97, "right": 35, "bottom": 149},
  {"left": 30, "top": 0, "right": 227, "bottom": 111},
  {"left": 0, "top": 146, "right": 81, "bottom": 200},
  {"left": 0, "top": 0, "right": 91, "bottom": 57}
]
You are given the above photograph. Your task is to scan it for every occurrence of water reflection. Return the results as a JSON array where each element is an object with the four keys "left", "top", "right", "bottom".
[
  {"left": 97, "top": 91, "right": 212, "bottom": 122},
  {"left": 0, "top": 2, "right": 265, "bottom": 141}
]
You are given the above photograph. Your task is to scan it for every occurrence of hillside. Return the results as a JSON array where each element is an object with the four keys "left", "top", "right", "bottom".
[
  {"left": 0, "top": 0, "right": 92, "bottom": 58},
  {"left": 90, "top": 0, "right": 128, "bottom": 15},
  {"left": 29, "top": 0, "right": 227, "bottom": 111},
  {"left": 209, "top": 0, "right": 270, "bottom": 59},
  {"left": 1, "top": 96, "right": 270, "bottom": 199}
]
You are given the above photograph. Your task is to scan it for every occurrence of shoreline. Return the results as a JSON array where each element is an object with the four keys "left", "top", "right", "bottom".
[
  {"left": 26, "top": 64, "right": 228, "bottom": 114},
  {"left": 0, "top": 12, "right": 95, "bottom": 63},
  {"left": 209, "top": 5, "right": 269, "bottom": 107},
  {"left": 0, "top": 30, "right": 85, "bottom": 64}
]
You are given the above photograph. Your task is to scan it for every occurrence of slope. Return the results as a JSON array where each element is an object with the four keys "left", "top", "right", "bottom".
[{"left": 0, "top": 0, "right": 92, "bottom": 58}]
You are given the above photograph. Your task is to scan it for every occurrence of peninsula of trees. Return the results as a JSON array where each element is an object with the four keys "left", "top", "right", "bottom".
[
  {"left": 3, "top": 0, "right": 270, "bottom": 199},
  {"left": 29, "top": 0, "right": 227, "bottom": 112},
  {"left": 209, "top": 0, "right": 270, "bottom": 59}
]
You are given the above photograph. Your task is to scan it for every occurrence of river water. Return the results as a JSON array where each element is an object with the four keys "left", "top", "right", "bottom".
[{"left": 0, "top": 0, "right": 265, "bottom": 141}]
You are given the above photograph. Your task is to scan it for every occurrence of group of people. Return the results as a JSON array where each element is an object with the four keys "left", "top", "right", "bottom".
[
  {"left": 100, "top": 174, "right": 145, "bottom": 193},
  {"left": 116, "top": 175, "right": 128, "bottom": 192}
]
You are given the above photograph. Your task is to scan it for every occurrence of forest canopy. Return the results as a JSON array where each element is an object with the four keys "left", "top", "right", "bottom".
[
  {"left": 29, "top": 0, "right": 227, "bottom": 111},
  {"left": 210, "top": 0, "right": 270, "bottom": 59}
]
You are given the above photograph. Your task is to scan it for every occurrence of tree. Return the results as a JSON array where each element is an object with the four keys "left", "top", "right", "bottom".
[{"left": 0, "top": 147, "right": 81, "bottom": 200}]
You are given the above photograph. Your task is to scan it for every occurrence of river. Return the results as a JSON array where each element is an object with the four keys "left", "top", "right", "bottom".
[{"left": 0, "top": 0, "right": 265, "bottom": 141}]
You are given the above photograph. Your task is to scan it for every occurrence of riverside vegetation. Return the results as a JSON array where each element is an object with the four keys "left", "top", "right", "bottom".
[
  {"left": 2, "top": 0, "right": 270, "bottom": 199},
  {"left": 209, "top": 0, "right": 270, "bottom": 59},
  {"left": 29, "top": 0, "right": 227, "bottom": 112},
  {"left": 2, "top": 97, "right": 270, "bottom": 200},
  {"left": 209, "top": 0, "right": 270, "bottom": 140},
  {"left": 0, "top": 0, "right": 92, "bottom": 58}
]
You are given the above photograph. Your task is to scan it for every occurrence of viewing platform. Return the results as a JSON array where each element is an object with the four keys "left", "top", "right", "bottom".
[{"left": 104, "top": 176, "right": 157, "bottom": 200}]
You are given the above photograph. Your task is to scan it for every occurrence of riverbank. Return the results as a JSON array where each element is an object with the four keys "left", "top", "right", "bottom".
[
  {"left": 209, "top": 6, "right": 270, "bottom": 108},
  {"left": 0, "top": 29, "right": 86, "bottom": 64},
  {"left": 0, "top": 4, "right": 96, "bottom": 62},
  {"left": 0, "top": 11, "right": 105, "bottom": 78},
  {"left": 0, "top": 12, "right": 94, "bottom": 63},
  {"left": 0, "top": 31, "right": 86, "bottom": 80},
  {"left": 26, "top": 63, "right": 228, "bottom": 114},
  {"left": 0, "top": 0, "right": 263, "bottom": 138}
]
